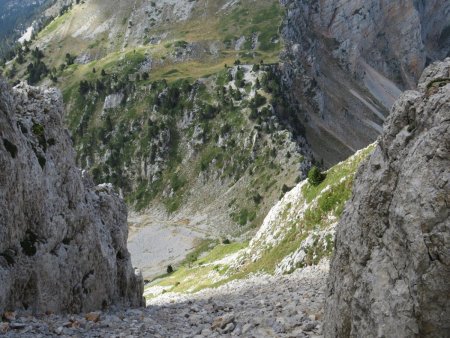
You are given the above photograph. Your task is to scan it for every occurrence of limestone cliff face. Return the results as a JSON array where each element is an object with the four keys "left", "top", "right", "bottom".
[
  {"left": 0, "top": 79, "right": 144, "bottom": 313},
  {"left": 324, "top": 59, "right": 450, "bottom": 337},
  {"left": 280, "top": 0, "right": 450, "bottom": 166}
]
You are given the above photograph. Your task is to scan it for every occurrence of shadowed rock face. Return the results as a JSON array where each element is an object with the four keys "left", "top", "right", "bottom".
[
  {"left": 324, "top": 59, "right": 450, "bottom": 337},
  {"left": 280, "top": 0, "right": 450, "bottom": 167},
  {"left": 0, "top": 79, "right": 144, "bottom": 313}
]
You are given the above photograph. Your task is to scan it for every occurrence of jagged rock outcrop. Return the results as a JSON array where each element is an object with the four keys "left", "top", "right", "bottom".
[
  {"left": 0, "top": 79, "right": 144, "bottom": 313},
  {"left": 324, "top": 59, "right": 450, "bottom": 337},
  {"left": 280, "top": 0, "right": 450, "bottom": 166}
]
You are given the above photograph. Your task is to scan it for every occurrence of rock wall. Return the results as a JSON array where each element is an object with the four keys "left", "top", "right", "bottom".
[
  {"left": 0, "top": 79, "right": 144, "bottom": 313},
  {"left": 324, "top": 59, "right": 450, "bottom": 337},
  {"left": 279, "top": 0, "right": 450, "bottom": 166}
]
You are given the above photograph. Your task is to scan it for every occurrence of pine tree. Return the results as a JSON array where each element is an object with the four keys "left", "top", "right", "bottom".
[{"left": 308, "top": 166, "right": 326, "bottom": 186}]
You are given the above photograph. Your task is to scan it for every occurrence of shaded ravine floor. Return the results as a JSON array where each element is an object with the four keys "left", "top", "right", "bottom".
[{"left": 0, "top": 262, "right": 328, "bottom": 337}]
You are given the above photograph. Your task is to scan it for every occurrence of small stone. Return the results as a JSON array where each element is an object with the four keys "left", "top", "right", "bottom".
[
  {"left": 272, "top": 320, "right": 287, "bottom": 333},
  {"left": 233, "top": 323, "right": 242, "bottom": 335},
  {"left": 126, "top": 309, "right": 143, "bottom": 317},
  {"left": 0, "top": 322, "right": 9, "bottom": 333},
  {"left": 85, "top": 312, "right": 101, "bottom": 323},
  {"left": 242, "top": 323, "right": 254, "bottom": 334},
  {"left": 311, "top": 312, "right": 322, "bottom": 321},
  {"left": 9, "top": 322, "right": 27, "bottom": 330},
  {"left": 221, "top": 322, "right": 235, "bottom": 333},
  {"left": 67, "top": 319, "right": 81, "bottom": 328},
  {"left": 201, "top": 328, "right": 213, "bottom": 336},
  {"left": 302, "top": 321, "right": 317, "bottom": 331},
  {"left": 289, "top": 327, "right": 309, "bottom": 338},
  {"left": 62, "top": 327, "right": 74, "bottom": 335},
  {"left": 211, "top": 313, "right": 235, "bottom": 330},
  {"left": 2, "top": 311, "right": 16, "bottom": 321}
]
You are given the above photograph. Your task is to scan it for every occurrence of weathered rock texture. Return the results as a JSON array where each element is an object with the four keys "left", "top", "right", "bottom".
[
  {"left": 0, "top": 79, "right": 144, "bottom": 313},
  {"left": 324, "top": 59, "right": 450, "bottom": 337},
  {"left": 280, "top": 0, "right": 450, "bottom": 166}
]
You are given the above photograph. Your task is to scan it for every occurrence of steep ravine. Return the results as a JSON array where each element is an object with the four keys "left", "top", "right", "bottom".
[{"left": 0, "top": 60, "right": 448, "bottom": 337}]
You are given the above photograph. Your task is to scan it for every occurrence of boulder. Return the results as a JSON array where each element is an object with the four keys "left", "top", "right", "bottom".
[
  {"left": 0, "top": 79, "right": 144, "bottom": 313},
  {"left": 324, "top": 59, "right": 450, "bottom": 337}
]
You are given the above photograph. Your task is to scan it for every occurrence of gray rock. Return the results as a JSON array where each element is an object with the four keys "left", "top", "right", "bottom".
[
  {"left": 53, "top": 326, "right": 63, "bottom": 335},
  {"left": 234, "top": 36, "right": 246, "bottom": 51},
  {"left": 9, "top": 323, "right": 26, "bottom": 330},
  {"left": 0, "top": 79, "right": 144, "bottom": 313},
  {"left": 103, "top": 93, "right": 124, "bottom": 110},
  {"left": 222, "top": 322, "right": 235, "bottom": 334},
  {"left": 302, "top": 321, "right": 316, "bottom": 332},
  {"left": 325, "top": 59, "right": 450, "bottom": 337},
  {"left": 280, "top": 0, "right": 450, "bottom": 166},
  {"left": 232, "top": 323, "right": 242, "bottom": 336},
  {"left": 211, "top": 313, "right": 235, "bottom": 330},
  {"left": 201, "top": 328, "right": 213, "bottom": 336},
  {"left": 241, "top": 322, "right": 254, "bottom": 334}
]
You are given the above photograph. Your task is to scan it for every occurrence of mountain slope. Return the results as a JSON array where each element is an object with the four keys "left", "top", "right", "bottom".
[
  {"left": 144, "top": 143, "right": 374, "bottom": 297},
  {"left": 34, "top": 0, "right": 283, "bottom": 72},
  {"left": 2, "top": 0, "right": 307, "bottom": 239}
]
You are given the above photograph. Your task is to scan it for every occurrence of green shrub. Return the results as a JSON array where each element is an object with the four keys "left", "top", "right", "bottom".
[
  {"left": 308, "top": 166, "right": 325, "bottom": 186},
  {"left": 32, "top": 123, "right": 47, "bottom": 150},
  {"left": 281, "top": 184, "right": 291, "bottom": 194}
]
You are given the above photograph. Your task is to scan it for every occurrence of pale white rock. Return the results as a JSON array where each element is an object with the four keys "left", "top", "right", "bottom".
[
  {"left": 103, "top": 93, "right": 124, "bottom": 110},
  {"left": 234, "top": 36, "right": 246, "bottom": 51}
]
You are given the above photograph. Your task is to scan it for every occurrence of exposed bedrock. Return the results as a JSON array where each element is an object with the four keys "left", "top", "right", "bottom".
[
  {"left": 324, "top": 59, "right": 450, "bottom": 337},
  {"left": 0, "top": 78, "right": 144, "bottom": 313},
  {"left": 280, "top": 0, "right": 450, "bottom": 166}
]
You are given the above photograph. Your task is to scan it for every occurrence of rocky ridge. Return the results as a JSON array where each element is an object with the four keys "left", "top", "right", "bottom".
[
  {"left": 325, "top": 59, "right": 450, "bottom": 337},
  {"left": 0, "top": 78, "right": 144, "bottom": 313}
]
